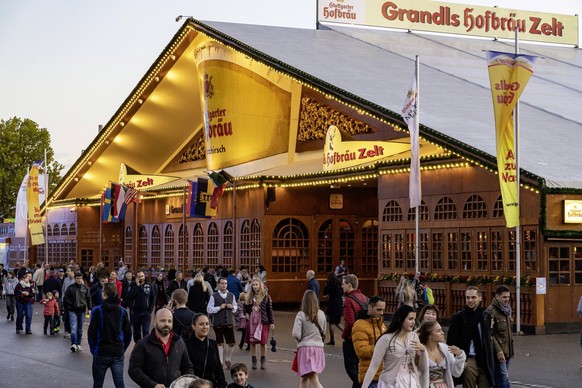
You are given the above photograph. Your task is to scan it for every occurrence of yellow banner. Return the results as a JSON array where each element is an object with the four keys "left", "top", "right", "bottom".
[
  {"left": 486, "top": 51, "right": 537, "bottom": 228},
  {"left": 195, "top": 41, "right": 292, "bottom": 170},
  {"left": 26, "top": 164, "right": 45, "bottom": 245},
  {"left": 119, "top": 163, "right": 179, "bottom": 190},
  {"left": 318, "top": 0, "right": 578, "bottom": 45},
  {"left": 323, "top": 125, "right": 410, "bottom": 171}
]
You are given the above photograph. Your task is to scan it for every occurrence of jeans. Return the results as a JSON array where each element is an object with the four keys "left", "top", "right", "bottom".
[
  {"left": 368, "top": 382, "right": 378, "bottom": 388},
  {"left": 494, "top": 358, "right": 511, "bottom": 388},
  {"left": 342, "top": 339, "right": 361, "bottom": 388},
  {"left": 36, "top": 285, "right": 44, "bottom": 302},
  {"left": 69, "top": 310, "right": 86, "bottom": 345},
  {"left": 6, "top": 295, "right": 15, "bottom": 316},
  {"left": 131, "top": 311, "right": 151, "bottom": 342},
  {"left": 92, "top": 355, "right": 125, "bottom": 388},
  {"left": 15, "top": 301, "right": 32, "bottom": 333}
]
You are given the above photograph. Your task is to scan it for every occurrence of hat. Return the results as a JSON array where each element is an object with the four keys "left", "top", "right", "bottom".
[
  {"left": 20, "top": 271, "right": 30, "bottom": 279},
  {"left": 74, "top": 271, "right": 83, "bottom": 277}
]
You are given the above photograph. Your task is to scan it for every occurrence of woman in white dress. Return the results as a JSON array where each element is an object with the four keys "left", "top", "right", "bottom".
[{"left": 362, "top": 305, "right": 427, "bottom": 388}]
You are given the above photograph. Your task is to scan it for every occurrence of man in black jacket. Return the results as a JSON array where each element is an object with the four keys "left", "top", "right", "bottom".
[
  {"left": 447, "top": 286, "right": 495, "bottom": 388},
  {"left": 88, "top": 282, "right": 132, "bottom": 388},
  {"left": 129, "top": 308, "right": 193, "bottom": 388},
  {"left": 63, "top": 272, "right": 92, "bottom": 352},
  {"left": 124, "top": 270, "right": 157, "bottom": 342}
]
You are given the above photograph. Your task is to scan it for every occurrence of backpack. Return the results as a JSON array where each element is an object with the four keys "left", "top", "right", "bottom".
[
  {"left": 347, "top": 294, "right": 369, "bottom": 313},
  {"left": 423, "top": 286, "right": 435, "bottom": 305}
]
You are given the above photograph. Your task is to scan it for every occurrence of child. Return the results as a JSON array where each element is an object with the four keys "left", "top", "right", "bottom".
[
  {"left": 187, "top": 378, "right": 213, "bottom": 388},
  {"left": 3, "top": 271, "right": 18, "bottom": 321},
  {"left": 40, "top": 292, "right": 60, "bottom": 335},
  {"left": 228, "top": 363, "right": 255, "bottom": 388},
  {"left": 236, "top": 291, "right": 248, "bottom": 350}
]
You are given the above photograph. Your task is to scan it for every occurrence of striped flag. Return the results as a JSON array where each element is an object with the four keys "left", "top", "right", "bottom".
[
  {"left": 111, "top": 183, "right": 138, "bottom": 221},
  {"left": 102, "top": 187, "right": 114, "bottom": 223},
  {"left": 402, "top": 58, "right": 421, "bottom": 209}
]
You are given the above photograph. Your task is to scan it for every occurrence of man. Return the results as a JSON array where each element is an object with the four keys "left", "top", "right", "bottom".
[
  {"left": 90, "top": 274, "right": 108, "bottom": 307},
  {"left": 121, "top": 270, "right": 134, "bottom": 303},
  {"left": 128, "top": 308, "right": 193, "bottom": 388},
  {"left": 237, "top": 266, "right": 251, "bottom": 292},
  {"left": 63, "top": 272, "right": 92, "bottom": 352},
  {"left": 170, "top": 289, "right": 195, "bottom": 337},
  {"left": 124, "top": 270, "right": 157, "bottom": 342},
  {"left": 306, "top": 270, "right": 320, "bottom": 298},
  {"left": 486, "top": 285, "right": 514, "bottom": 388},
  {"left": 43, "top": 270, "right": 63, "bottom": 333},
  {"left": 335, "top": 259, "right": 348, "bottom": 278},
  {"left": 61, "top": 267, "right": 76, "bottom": 338},
  {"left": 207, "top": 277, "right": 238, "bottom": 368},
  {"left": 33, "top": 263, "right": 45, "bottom": 302},
  {"left": 117, "top": 260, "right": 126, "bottom": 280},
  {"left": 165, "top": 270, "right": 187, "bottom": 298},
  {"left": 88, "top": 282, "right": 132, "bottom": 388},
  {"left": 447, "top": 286, "right": 494, "bottom": 388},
  {"left": 109, "top": 270, "right": 123, "bottom": 300},
  {"left": 203, "top": 266, "right": 217, "bottom": 292},
  {"left": 226, "top": 270, "right": 244, "bottom": 300},
  {"left": 15, "top": 260, "right": 29, "bottom": 281},
  {"left": 341, "top": 274, "right": 368, "bottom": 388},
  {"left": 352, "top": 295, "right": 387, "bottom": 388}
]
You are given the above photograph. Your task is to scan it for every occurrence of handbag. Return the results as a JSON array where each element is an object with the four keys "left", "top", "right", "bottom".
[{"left": 291, "top": 351, "right": 299, "bottom": 373}]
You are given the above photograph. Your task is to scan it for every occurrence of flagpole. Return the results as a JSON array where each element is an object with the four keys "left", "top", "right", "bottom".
[
  {"left": 100, "top": 189, "right": 103, "bottom": 263},
  {"left": 24, "top": 167, "right": 29, "bottom": 264},
  {"left": 415, "top": 55, "right": 420, "bottom": 275},
  {"left": 44, "top": 149, "right": 49, "bottom": 266},
  {"left": 182, "top": 186, "right": 186, "bottom": 272},
  {"left": 514, "top": 28, "right": 522, "bottom": 334}
]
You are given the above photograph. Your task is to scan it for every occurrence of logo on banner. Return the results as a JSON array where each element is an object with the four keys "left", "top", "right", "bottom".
[{"left": 203, "top": 73, "right": 214, "bottom": 99}]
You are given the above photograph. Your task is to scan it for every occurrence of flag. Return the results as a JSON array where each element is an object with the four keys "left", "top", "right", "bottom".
[
  {"left": 15, "top": 170, "right": 45, "bottom": 238},
  {"left": 186, "top": 178, "right": 217, "bottom": 218},
  {"left": 402, "top": 59, "right": 421, "bottom": 209},
  {"left": 208, "top": 170, "right": 233, "bottom": 210},
  {"left": 486, "top": 51, "right": 538, "bottom": 228},
  {"left": 102, "top": 187, "right": 114, "bottom": 223},
  {"left": 110, "top": 183, "right": 137, "bottom": 222},
  {"left": 26, "top": 163, "right": 45, "bottom": 245}
]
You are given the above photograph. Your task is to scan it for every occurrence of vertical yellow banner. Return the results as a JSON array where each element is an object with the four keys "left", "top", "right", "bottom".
[
  {"left": 26, "top": 163, "right": 45, "bottom": 245},
  {"left": 486, "top": 51, "right": 537, "bottom": 228}
]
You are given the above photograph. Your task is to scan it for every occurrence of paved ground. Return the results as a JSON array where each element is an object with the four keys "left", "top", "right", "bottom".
[{"left": 0, "top": 300, "right": 580, "bottom": 387}]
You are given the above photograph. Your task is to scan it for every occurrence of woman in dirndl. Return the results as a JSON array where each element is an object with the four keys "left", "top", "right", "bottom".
[
  {"left": 361, "top": 305, "right": 428, "bottom": 388},
  {"left": 245, "top": 276, "right": 274, "bottom": 370},
  {"left": 292, "top": 290, "right": 326, "bottom": 388}
]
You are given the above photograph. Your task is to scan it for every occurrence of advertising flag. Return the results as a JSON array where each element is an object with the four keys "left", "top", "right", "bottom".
[
  {"left": 26, "top": 163, "right": 45, "bottom": 245},
  {"left": 15, "top": 170, "right": 45, "bottom": 238},
  {"left": 402, "top": 62, "right": 421, "bottom": 209},
  {"left": 486, "top": 51, "right": 538, "bottom": 228},
  {"left": 186, "top": 178, "right": 217, "bottom": 218}
]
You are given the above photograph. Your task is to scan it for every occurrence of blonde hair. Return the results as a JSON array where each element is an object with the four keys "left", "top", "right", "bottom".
[
  {"left": 194, "top": 273, "right": 207, "bottom": 292},
  {"left": 301, "top": 290, "right": 320, "bottom": 322},
  {"left": 246, "top": 276, "right": 266, "bottom": 305}
]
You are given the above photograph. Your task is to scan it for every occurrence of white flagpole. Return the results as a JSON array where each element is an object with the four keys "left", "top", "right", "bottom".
[
  {"left": 514, "top": 28, "right": 522, "bottom": 334},
  {"left": 24, "top": 167, "right": 29, "bottom": 263},
  {"left": 415, "top": 55, "right": 420, "bottom": 275},
  {"left": 44, "top": 149, "right": 49, "bottom": 266}
]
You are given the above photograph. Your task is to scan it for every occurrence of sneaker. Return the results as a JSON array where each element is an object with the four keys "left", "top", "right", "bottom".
[
  {"left": 16, "top": 330, "right": 21, "bottom": 334},
  {"left": 70, "top": 344, "right": 77, "bottom": 352},
  {"left": 76, "top": 345, "right": 83, "bottom": 352},
  {"left": 26, "top": 331, "right": 32, "bottom": 335},
  {"left": 54, "top": 327, "right": 60, "bottom": 333},
  {"left": 64, "top": 333, "right": 71, "bottom": 339}
]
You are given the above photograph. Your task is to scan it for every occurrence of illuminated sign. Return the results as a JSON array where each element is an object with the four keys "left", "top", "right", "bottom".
[{"left": 564, "top": 200, "right": 582, "bottom": 224}]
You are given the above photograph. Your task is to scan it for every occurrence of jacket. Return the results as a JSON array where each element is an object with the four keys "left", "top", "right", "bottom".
[
  {"left": 292, "top": 310, "right": 326, "bottom": 348},
  {"left": 419, "top": 342, "right": 466, "bottom": 388},
  {"left": 41, "top": 298, "right": 60, "bottom": 316},
  {"left": 447, "top": 306, "right": 495, "bottom": 385},
  {"left": 486, "top": 298, "right": 514, "bottom": 359},
  {"left": 165, "top": 279, "right": 187, "bottom": 298},
  {"left": 307, "top": 277, "right": 320, "bottom": 297},
  {"left": 3, "top": 277, "right": 19, "bottom": 295},
  {"left": 14, "top": 280, "right": 36, "bottom": 304},
  {"left": 183, "top": 334, "right": 227, "bottom": 388},
  {"left": 342, "top": 289, "right": 367, "bottom": 340},
  {"left": 352, "top": 310, "right": 387, "bottom": 383},
  {"left": 244, "top": 294, "right": 274, "bottom": 325},
  {"left": 64, "top": 282, "right": 92, "bottom": 312},
  {"left": 88, "top": 296, "right": 132, "bottom": 357},
  {"left": 128, "top": 329, "right": 193, "bottom": 388},
  {"left": 125, "top": 281, "right": 157, "bottom": 313}
]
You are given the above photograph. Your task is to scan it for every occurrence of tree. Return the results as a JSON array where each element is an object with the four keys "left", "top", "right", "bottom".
[{"left": 0, "top": 117, "right": 65, "bottom": 218}]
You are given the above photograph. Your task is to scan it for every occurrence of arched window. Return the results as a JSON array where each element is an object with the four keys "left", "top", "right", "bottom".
[
  {"left": 240, "top": 219, "right": 251, "bottom": 270},
  {"left": 382, "top": 200, "right": 403, "bottom": 222},
  {"left": 493, "top": 195, "right": 504, "bottom": 218},
  {"left": 192, "top": 223, "right": 204, "bottom": 268},
  {"left": 69, "top": 223, "right": 76, "bottom": 236},
  {"left": 124, "top": 226, "right": 133, "bottom": 261},
  {"left": 53, "top": 224, "right": 60, "bottom": 236},
  {"left": 178, "top": 224, "right": 188, "bottom": 270},
  {"left": 250, "top": 218, "right": 261, "bottom": 273},
  {"left": 317, "top": 220, "right": 333, "bottom": 275},
  {"left": 208, "top": 222, "right": 219, "bottom": 267},
  {"left": 223, "top": 221, "right": 234, "bottom": 268},
  {"left": 60, "top": 224, "right": 68, "bottom": 236},
  {"left": 271, "top": 218, "right": 310, "bottom": 274},
  {"left": 407, "top": 201, "right": 430, "bottom": 221},
  {"left": 164, "top": 225, "right": 174, "bottom": 269},
  {"left": 151, "top": 226, "right": 161, "bottom": 269},
  {"left": 435, "top": 197, "right": 458, "bottom": 220},
  {"left": 463, "top": 195, "right": 488, "bottom": 219},
  {"left": 361, "top": 220, "right": 379, "bottom": 273},
  {"left": 339, "top": 219, "right": 355, "bottom": 271},
  {"left": 46, "top": 225, "right": 52, "bottom": 237},
  {"left": 138, "top": 226, "right": 148, "bottom": 269}
]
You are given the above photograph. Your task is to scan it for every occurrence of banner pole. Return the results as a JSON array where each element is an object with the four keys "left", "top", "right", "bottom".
[
  {"left": 44, "top": 149, "right": 49, "bottom": 266},
  {"left": 24, "top": 167, "right": 29, "bottom": 264},
  {"left": 415, "top": 55, "right": 420, "bottom": 275},
  {"left": 515, "top": 27, "right": 522, "bottom": 334}
]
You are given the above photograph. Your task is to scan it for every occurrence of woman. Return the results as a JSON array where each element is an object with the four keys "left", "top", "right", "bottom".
[
  {"left": 292, "top": 290, "right": 326, "bottom": 388},
  {"left": 187, "top": 273, "right": 210, "bottom": 313},
  {"left": 154, "top": 272, "right": 168, "bottom": 312},
  {"left": 182, "top": 313, "right": 227, "bottom": 388},
  {"left": 322, "top": 272, "right": 343, "bottom": 345},
  {"left": 256, "top": 265, "right": 267, "bottom": 287},
  {"left": 245, "top": 276, "right": 275, "bottom": 370},
  {"left": 418, "top": 321, "right": 465, "bottom": 388},
  {"left": 417, "top": 304, "right": 440, "bottom": 326},
  {"left": 361, "top": 305, "right": 427, "bottom": 388},
  {"left": 395, "top": 276, "right": 417, "bottom": 308},
  {"left": 14, "top": 272, "right": 36, "bottom": 334}
]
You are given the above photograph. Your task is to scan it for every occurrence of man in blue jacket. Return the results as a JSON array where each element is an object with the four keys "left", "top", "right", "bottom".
[{"left": 88, "top": 282, "right": 132, "bottom": 388}]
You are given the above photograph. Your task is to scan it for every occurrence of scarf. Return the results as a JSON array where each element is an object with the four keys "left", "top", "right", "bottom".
[
  {"left": 20, "top": 279, "right": 31, "bottom": 288},
  {"left": 492, "top": 297, "right": 512, "bottom": 316}
]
